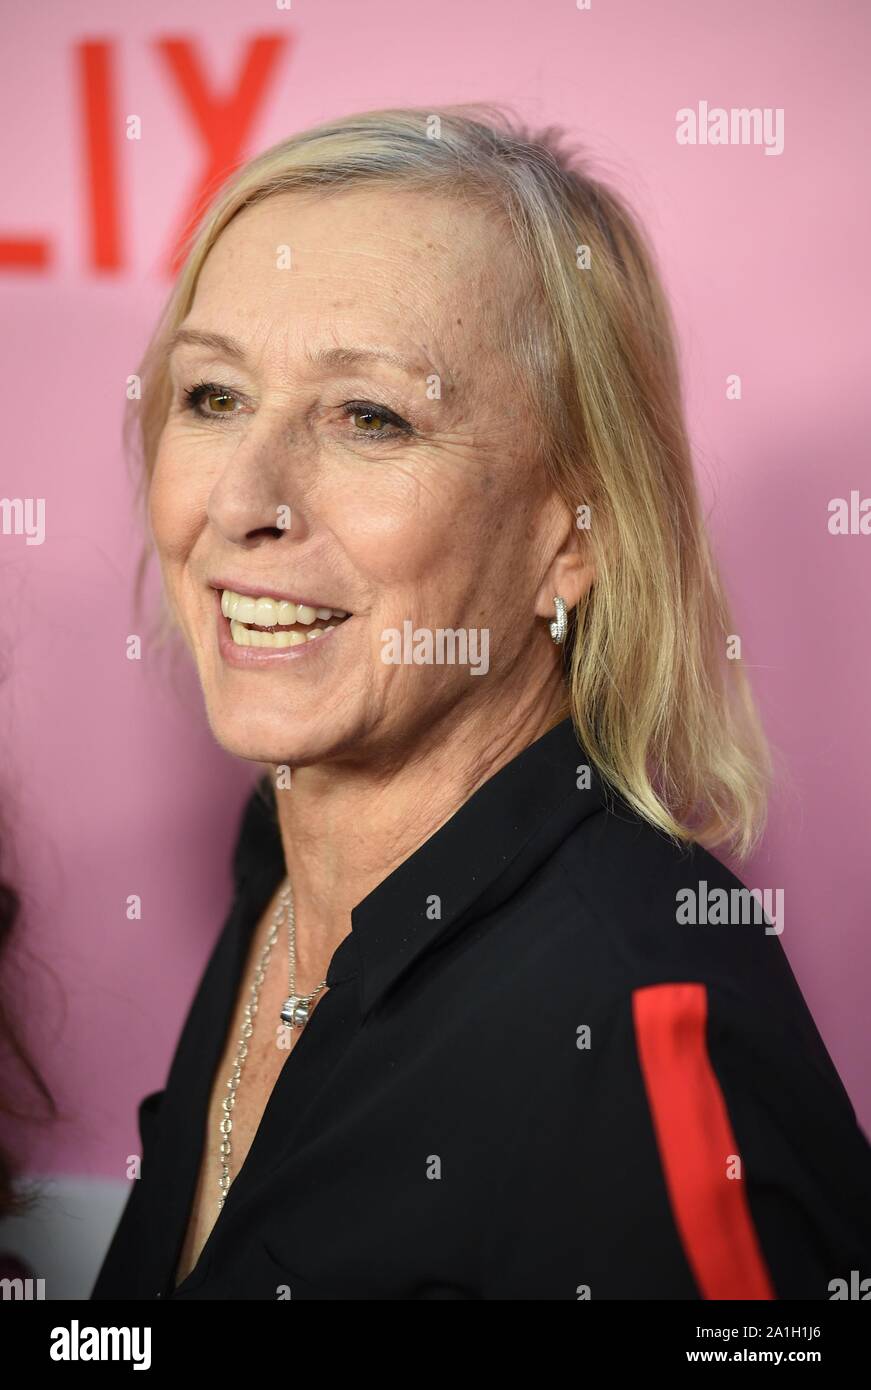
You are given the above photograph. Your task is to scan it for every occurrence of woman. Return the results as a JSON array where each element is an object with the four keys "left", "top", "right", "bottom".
[{"left": 91, "top": 104, "right": 871, "bottom": 1300}]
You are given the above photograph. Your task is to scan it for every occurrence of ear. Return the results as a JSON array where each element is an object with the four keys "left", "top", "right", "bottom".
[{"left": 533, "top": 498, "right": 596, "bottom": 619}]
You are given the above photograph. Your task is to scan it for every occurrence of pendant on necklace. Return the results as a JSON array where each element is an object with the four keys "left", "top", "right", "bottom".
[{"left": 280, "top": 996, "right": 310, "bottom": 1029}]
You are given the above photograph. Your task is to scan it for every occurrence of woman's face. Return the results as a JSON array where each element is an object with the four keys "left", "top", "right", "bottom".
[{"left": 150, "top": 186, "right": 578, "bottom": 767}]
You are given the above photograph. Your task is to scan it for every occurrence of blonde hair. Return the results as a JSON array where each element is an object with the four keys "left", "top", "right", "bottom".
[{"left": 128, "top": 102, "right": 771, "bottom": 859}]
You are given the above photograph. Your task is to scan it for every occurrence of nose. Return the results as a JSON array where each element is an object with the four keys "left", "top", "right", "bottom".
[{"left": 207, "top": 432, "right": 314, "bottom": 548}]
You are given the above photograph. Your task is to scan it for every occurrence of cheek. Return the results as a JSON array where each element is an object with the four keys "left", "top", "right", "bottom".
[
  {"left": 148, "top": 444, "right": 203, "bottom": 564},
  {"left": 332, "top": 476, "right": 489, "bottom": 594}
]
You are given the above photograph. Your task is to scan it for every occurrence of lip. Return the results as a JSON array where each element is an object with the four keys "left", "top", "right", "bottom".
[
  {"left": 213, "top": 589, "right": 348, "bottom": 667},
  {"left": 209, "top": 578, "right": 349, "bottom": 612}
]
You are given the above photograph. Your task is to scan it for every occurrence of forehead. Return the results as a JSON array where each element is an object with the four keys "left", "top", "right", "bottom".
[{"left": 188, "top": 185, "right": 523, "bottom": 376}]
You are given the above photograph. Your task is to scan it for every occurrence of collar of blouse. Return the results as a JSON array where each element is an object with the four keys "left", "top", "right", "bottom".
[{"left": 233, "top": 715, "right": 607, "bottom": 1023}]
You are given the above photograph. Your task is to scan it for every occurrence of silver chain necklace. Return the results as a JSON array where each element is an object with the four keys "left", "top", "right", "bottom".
[{"left": 217, "top": 877, "right": 328, "bottom": 1211}]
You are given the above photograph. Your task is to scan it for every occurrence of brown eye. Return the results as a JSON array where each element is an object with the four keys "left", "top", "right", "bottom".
[
  {"left": 183, "top": 382, "right": 242, "bottom": 418},
  {"left": 342, "top": 400, "right": 412, "bottom": 442},
  {"left": 205, "top": 390, "right": 237, "bottom": 413},
  {"left": 353, "top": 407, "right": 387, "bottom": 432}
]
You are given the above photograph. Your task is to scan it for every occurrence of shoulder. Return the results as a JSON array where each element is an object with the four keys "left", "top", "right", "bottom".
[
  {"left": 546, "top": 797, "right": 819, "bottom": 1047},
  {"left": 555, "top": 798, "right": 772, "bottom": 974},
  {"left": 478, "top": 801, "right": 871, "bottom": 1297}
]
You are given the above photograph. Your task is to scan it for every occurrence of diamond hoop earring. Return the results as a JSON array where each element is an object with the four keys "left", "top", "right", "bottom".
[{"left": 549, "top": 595, "right": 568, "bottom": 645}]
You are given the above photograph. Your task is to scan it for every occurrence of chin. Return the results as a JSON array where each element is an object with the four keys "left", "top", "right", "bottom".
[{"left": 204, "top": 704, "right": 357, "bottom": 770}]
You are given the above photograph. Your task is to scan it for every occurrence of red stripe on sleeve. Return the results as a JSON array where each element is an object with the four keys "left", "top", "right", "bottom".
[{"left": 632, "top": 982, "right": 776, "bottom": 1299}]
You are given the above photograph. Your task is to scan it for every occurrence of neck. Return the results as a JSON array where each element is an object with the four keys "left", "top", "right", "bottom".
[{"left": 266, "top": 677, "right": 570, "bottom": 984}]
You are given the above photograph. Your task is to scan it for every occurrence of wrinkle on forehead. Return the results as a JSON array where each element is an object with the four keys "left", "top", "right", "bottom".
[{"left": 192, "top": 185, "right": 535, "bottom": 402}]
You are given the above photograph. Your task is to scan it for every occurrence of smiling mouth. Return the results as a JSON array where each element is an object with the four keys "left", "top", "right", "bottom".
[{"left": 219, "top": 587, "right": 351, "bottom": 649}]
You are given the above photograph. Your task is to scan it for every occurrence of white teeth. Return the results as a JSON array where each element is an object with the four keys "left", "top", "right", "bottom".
[
  {"left": 234, "top": 595, "right": 256, "bottom": 623},
  {"left": 229, "top": 620, "right": 312, "bottom": 648},
  {"left": 254, "top": 597, "right": 278, "bottom": 627},
  {"left": 219, "top": 588, "right": 347, "bottom": 629},
  {"left": 227, "top": 614, "right": 344, "bottom": 647}
]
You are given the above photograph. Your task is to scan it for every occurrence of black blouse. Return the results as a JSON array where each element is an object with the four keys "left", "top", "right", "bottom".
[{"left": 91, "top": 717, "right": 871, "bottom": 1300}]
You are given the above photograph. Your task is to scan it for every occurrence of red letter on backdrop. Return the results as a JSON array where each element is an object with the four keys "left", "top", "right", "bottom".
[
  {"left": 0, "top": 238, "right": 50, "bottom": 272},
  {"left": 155, "top": 36, "right": 289, "bottom": 277},
  {"left": 79, "top": 40, "right": 123, "bottom": 271},
  {"left": 0, "top": 40, "right": 119, "bottom": 275}
]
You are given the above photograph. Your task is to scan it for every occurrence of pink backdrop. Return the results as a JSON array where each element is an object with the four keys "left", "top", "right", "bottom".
[{"left": 1, "top": 0, "right": 869, "bottom": 1191}]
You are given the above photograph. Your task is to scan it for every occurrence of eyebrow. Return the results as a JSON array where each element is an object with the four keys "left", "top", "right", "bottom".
[
  {"left": 167, "top": 328, "right": 248, "bottom": 363},
  {"left": 166, "top": 327, "right": 445, "bottom": 384}
]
